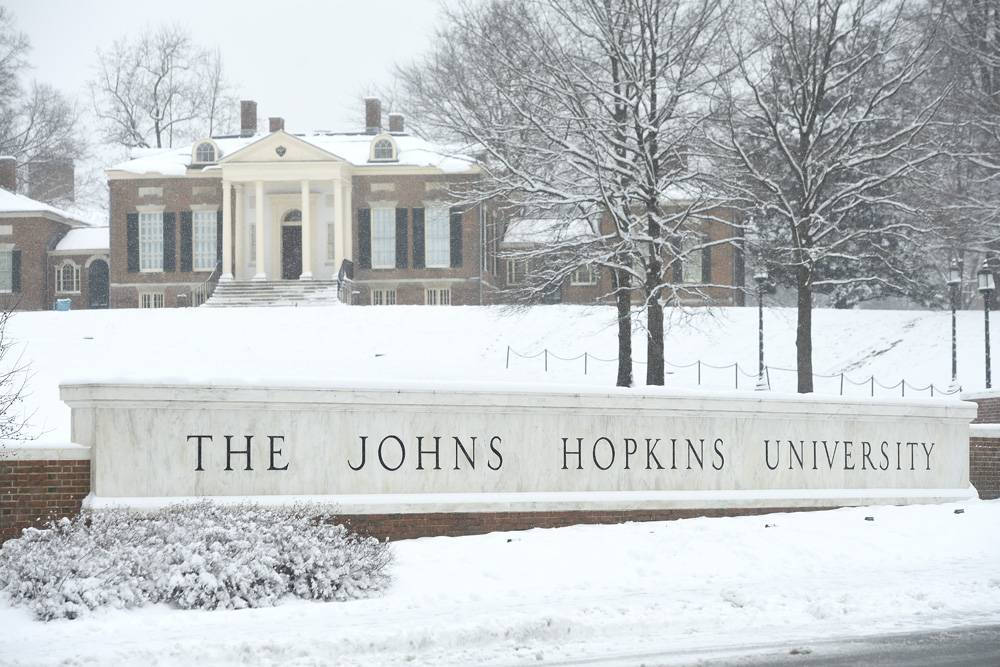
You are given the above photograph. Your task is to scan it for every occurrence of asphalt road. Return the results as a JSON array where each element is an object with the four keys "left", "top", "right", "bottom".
[{"left": 535, "top": 624, "right": 1000, "bottom": 667}]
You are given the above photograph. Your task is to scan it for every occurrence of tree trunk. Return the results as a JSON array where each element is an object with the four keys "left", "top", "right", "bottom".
[
  {"left": 796, "top": 266, "right": 814, "bottom": 393},
  {"left": 613, "top": 267, "right": 633, "bottom": 387},
  {"left": 646, "top": 294, "right": 665, "bottom": 385}
]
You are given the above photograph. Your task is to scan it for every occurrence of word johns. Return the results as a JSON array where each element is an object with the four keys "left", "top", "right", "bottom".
[
  {"left": 763, "top": 439, "right": 935, "bottom": 471},
  {"left": 348, "top": 435, "right": 504, "bottom": 471}
]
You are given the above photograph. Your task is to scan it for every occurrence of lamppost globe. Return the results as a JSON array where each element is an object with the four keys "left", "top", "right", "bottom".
[
  {"left": 978, "top": 263, "right": 996, "bottom": 293},
  {"left": 754, "top": 269, "right": 769, "bottom": 286},
  {"left": 947, "top": 259, "right": 961, "bottom": 287}
]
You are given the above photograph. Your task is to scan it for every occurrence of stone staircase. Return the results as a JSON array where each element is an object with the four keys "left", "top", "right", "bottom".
[{"left": 203, "top": 279, "right": 342, "bottom": 308}]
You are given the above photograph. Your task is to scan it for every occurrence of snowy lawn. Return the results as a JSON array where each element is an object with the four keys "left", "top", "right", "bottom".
[
  {"left": 1, "top": 501, "right": 998, "bottom": 665},
  {"left": 5, "top": 304, "right": 996, "bottom": 444}
]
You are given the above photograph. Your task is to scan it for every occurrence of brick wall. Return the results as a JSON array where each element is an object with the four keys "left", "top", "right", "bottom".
[
  {"left": 1, "top": 458, "right": 90, "bottom": 543},
  {"left": 0, "top": 214, "right": 72, "bottom": 311},
  {"left": 967, "top": 393, "right": 1000, "bottom": 423},
  {"left": 970, "top": 436, "right": 1000, "bottom": 500}
]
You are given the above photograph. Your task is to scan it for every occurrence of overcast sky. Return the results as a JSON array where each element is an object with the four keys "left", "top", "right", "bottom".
[{"left": 7, "top": 0, "right": 446, "bottom": 134}]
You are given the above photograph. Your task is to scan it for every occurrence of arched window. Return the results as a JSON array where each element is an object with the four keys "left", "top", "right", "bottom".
[
  {"left": 56, "top": 261, "right": 80, "bottom": 293},
  {"left": 195, "top": 142, "right": 217, "bottom": 163},
  {"left": 283, "top": 209, "right": 302, "bottom": 223},
  {"left": 372, "top": 138, "right": 395, "bottom": 161}
]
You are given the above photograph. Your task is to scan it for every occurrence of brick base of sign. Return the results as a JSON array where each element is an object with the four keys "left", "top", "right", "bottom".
[
  {"left": 0, "top": 459, "right": 91, "bottom": 543},
  {"left": 970, "top": 437, "right": 1000, "bottom": 500},
  {"left": 338, "top": 507, "right": 828, "bottom": 542}
]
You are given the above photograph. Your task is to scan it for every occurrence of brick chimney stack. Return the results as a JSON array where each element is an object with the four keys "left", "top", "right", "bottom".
[
  {"left": 0, "top": 157, "right": 15, "bottom": 192},
  {"left": 388, "top": 113, "right": 404, "bottom": 133},
  {"left": 269, "top": 117, "right": 284, "bottom": 132},
  {"left": 365, "top": 98, "right": 382, "bottom": 135},
  {"left": 240, "top": 100, "right": 258, "bottom": 137}
]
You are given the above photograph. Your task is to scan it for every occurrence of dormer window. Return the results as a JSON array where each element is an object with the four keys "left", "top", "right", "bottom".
[
  {"left": 369, "top": 135, "right": 397, "bottom": 162},
  {"left": 194, "top": 141, "right": 218, "bottom": 164}
]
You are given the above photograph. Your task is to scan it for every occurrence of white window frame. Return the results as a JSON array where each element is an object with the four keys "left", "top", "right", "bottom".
[
  {"left": 425, "top": 205, "right": 450, "bottom": 268},
  {"left": 192, "top": 210, "right": 217, "bottom": 271},
  {"left": 193, "top": 140, "right": 220, "bottom": 164},
  {"left": 369, "top": 135, "right": 398, "bottom": 162},
  {"left": 140, "top": 292, "right": 165, "bottom": 309},
  {"left": 571, "top": 263, "right": 597, "bottom": 286},
  {"left": 371, "top": 288, "right": 396, "bottom": 305},
  {"left": 681, "top": 235, "right": 703, "bottom": 284},
  {"left": 139, "top": 211, "right": 164, "bottom": 272},
  {"left": 371, "top": 207, "right": 396, "bottom": 269},
  {"left": 55, "top": 261, "right": 81, "bottom": 293},
  {"left": 425, "top": 287, "right": 451, "bottom": 305},
  {"left": 506, "top": 258, "right": 526, "bottom": 285},
  {"left": 0, "top": 247, "right": 12, "bottom": 294}
]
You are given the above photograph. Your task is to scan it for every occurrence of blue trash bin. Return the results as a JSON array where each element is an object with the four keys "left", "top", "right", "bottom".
[{"left": 54, "top": 298, "right": 71, "bottom": 311}]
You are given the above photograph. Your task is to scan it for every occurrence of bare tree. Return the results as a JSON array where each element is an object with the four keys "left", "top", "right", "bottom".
[
  {"left": 0, "top": 7, "right": 86, "bottom": 201},
  {"left": 711, "top": 0, "right": 942, "bottom": 392},
  {"left": 90, "top": 24, "right": 238, "bottom": 150},
  {"left": 397, "top": 0, "right": 737, "bottom": 386}
]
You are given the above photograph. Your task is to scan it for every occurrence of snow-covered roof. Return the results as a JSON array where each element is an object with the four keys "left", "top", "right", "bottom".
[
  {"left": 503, "top": 218, "right": 598, "bottom": 246},
  {"left": 109, "top": 132, "right": 477, "bottom": 176},
  {"left": 0, "top": 188, "right": 88, "bottom": 225},
  {"left": 55, "top": 226, "right": 109, "bottom": 252}
]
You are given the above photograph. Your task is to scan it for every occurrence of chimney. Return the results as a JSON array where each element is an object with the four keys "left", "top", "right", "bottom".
[
  {"left": 388, "top": 113, "right": 404, "bottom": 133},
  {"left": 269, "top": 117, "right": 284, "bottom": 132},
  {"left": 240, "top": 100, "right": 258, "bottom": 137},
  {"left": 0, "top": 157, "right": 14, "bottom": 192},
  {"left": 365, "top": 98, "right": 382, "bottom": 135}
]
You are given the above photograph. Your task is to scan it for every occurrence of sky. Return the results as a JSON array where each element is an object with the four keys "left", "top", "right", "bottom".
[{"left": 7, "top": 0, "right": 447, "bottom": 134}]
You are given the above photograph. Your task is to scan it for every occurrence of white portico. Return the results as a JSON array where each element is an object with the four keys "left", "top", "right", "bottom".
[{"left": 217, "top": 131, "right": 354, "bottom": 282}]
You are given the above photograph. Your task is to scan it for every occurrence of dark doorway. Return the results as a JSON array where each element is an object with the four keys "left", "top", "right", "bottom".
[
  {"left": 281, "top": 226, "right": 302, "bottom": 280},
  {"left": 88, "top": 260, "right": 109, "bottom": 308}
]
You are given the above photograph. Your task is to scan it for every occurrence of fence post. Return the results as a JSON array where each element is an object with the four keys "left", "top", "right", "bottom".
[
  {"left": 735, "top": 363, "right": 739, "bottom": 389},
  {"left": 506, "top": 346, "right": 510, "bottom": 369},
  {"left": 930, "top": 384, "right": 934, "bottom": 397},
  {"left": 901, "top": 380, "right": 905, "bottom": 398},
  {"left": 697, "top": 360, "right": 701, "bottom": 385},
  {"left": 584, "top": 352, "right": 588, "bottom": 375},
  {"left": 544, "top": 349, "right": 548, "bottom": 372},
  {"left": 840, "top": 373, "right": 844, "bottom": 396},
  {"left": 870, "top": 376, "right": 875, "bottom": 397}
]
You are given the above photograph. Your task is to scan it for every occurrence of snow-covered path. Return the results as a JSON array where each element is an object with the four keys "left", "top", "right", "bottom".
[{"left": 3, "top": 501, "right": 998, "bottom": 666}]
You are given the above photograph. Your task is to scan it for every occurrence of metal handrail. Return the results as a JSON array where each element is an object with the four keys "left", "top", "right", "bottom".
[{"left": 191, "top": 261, "right": 222, "bottom": 307}]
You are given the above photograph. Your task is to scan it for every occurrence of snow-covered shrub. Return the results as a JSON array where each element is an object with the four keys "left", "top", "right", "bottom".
[{"left": 0, "top": 503, "right": 391, "bottom": 620}]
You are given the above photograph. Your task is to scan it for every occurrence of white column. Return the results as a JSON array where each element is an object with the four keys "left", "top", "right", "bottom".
[
  {"left": 233, "top": 184, "right": 244, "bottom": 280},
  {"left": 300, "top": 179, "right": 313, "bottom": 280},
  {"left": 221, "top": 180, "right": 233, "bottom": 281},
  {"left": 253, "top": 180, "right": 266, "bottom": 281},
  {"left": 339, "top": 177, "right": 352, "bottom": 262}
]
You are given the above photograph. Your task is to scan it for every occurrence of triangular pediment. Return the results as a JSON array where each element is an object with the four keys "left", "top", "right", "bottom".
[{"left": 221, "top": 131, "right": 344, "bottom": 164}]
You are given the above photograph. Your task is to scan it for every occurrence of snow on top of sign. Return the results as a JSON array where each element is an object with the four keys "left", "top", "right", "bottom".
[
  {"left": 502, "top": 218, "right": 598, "bottom": 245},
  {"left": 0, "top": 188, "right": 88, "bottom": 225},
  {"left": 54, "top": 226, "right": 109, "bottom": 251},
  {"left": 109, "top": 132, "right": 477, "bottom": 175}
]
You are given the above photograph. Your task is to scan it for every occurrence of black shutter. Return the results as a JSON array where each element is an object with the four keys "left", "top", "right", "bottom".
[
  {"left": 126, "top": 213, "right": 139, "bottom": 273},
  {"left": 449, "top": 207, "right": 463, "bottom": 268},
  {"left": 216, "top": 209, "right": 223, "bottom": 265},
  {"left": 412, "top": 208, "right": 425, "bottom": 269},
  {"left": 358, "top": 208, "right": 371, "bottom": 269},
  {"left": 395, "top": 208, "right": 408, "bottom": 269},
  {"left": 162, "top": 212, "right": 176, "bottom": 272},
  {"left": 180, "top": 211, "right": 193, "bottom": 272},
  {"left": 701, "top": 243, "right": 712, "bottom": 284},
  {"left": 11, "top": 249, "right": 20, "bottom": 292}
]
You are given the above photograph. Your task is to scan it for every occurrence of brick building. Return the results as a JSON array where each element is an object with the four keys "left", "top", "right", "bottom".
[
  {"left": 0, "top": 157, "right": 109, "bottom": 312},
  {"left": 105, "top": 98, "right": 744, "bottom": 308}
]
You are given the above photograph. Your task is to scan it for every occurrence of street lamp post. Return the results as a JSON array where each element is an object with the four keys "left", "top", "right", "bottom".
[
  {"left": 978, "top": 260, "right": 995, "bottom": 390},
  {"left": 754, "top": 268, "right": 769, "bottom": 391},
  {"left": 947, "top": 260, "right": 962, "bottom": 393}
]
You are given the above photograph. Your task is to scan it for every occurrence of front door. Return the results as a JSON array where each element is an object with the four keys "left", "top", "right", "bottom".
[
  {"left": 88, "top": 260, "right": 109, "bottom": 308},
  {"left": 281, "top": 226, "right": 302, "bottom": 280}
]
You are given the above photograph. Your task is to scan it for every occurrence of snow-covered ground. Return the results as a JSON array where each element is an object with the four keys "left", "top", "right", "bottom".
[
  {"left": 2, "top": 501, "right": 998, "bottom": 665},
  {"left": 5, "top": 303, "right": 996, "bottom": 444}
]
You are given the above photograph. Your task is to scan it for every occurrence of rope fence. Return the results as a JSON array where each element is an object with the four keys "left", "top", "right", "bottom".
[{"left": 504, "top": 345, "right": 963, "bottom": 398}]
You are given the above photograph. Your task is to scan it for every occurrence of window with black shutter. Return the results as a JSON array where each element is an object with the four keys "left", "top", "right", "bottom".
[
  {"left": 395, "top": 208, "right": 408, "bottom": 269},
  {"left": 449, "top": 207, "right": 463, "bottom": 268},
  {"left": 701, "top": 243, "right": 712, "bottom": 284},
  {"left": 180, "top": 212, "right": 193, "bottom": 272},
  {"left": 126, "top": 212, "right": 139, "bottom": 273},
  {"left": 412, "top": 208, "right": 425, "bottom": 269},
  {"left": 358, "top": 208, "right": 372, "bottom": 269},
  {"left": 162, "top": 212, "right": 176, "bottom": 272},
  {"left": 11, "top": 249, "right": 20, "bottom": 292}
]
